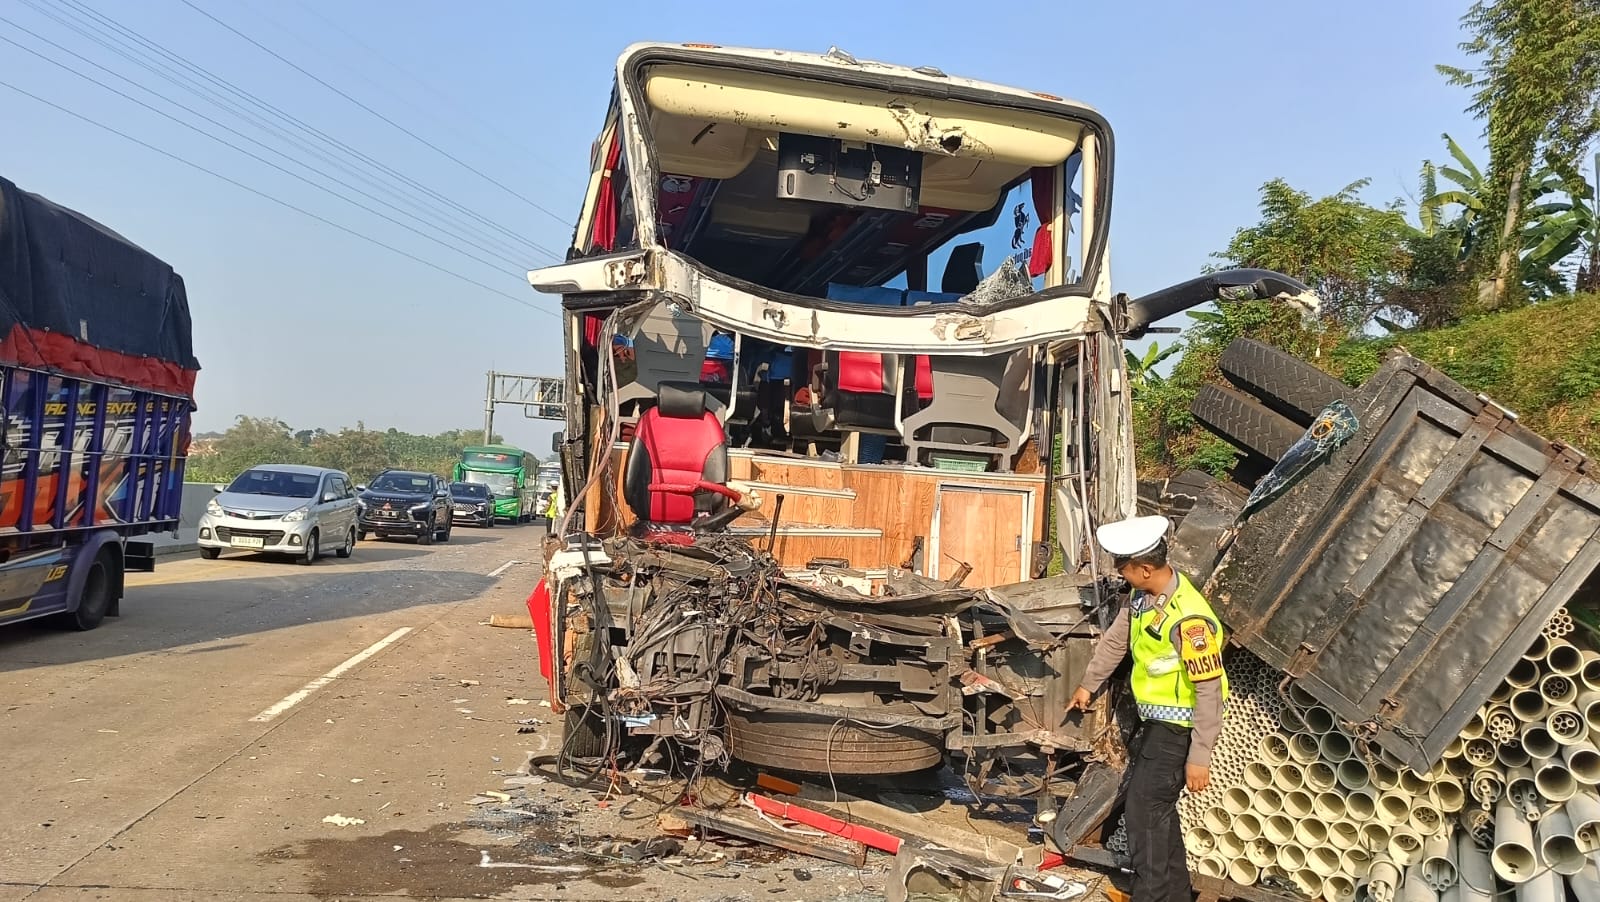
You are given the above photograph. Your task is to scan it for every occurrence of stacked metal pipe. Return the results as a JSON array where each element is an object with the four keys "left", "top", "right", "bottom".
[{"left": 1103, "top": 608, "right": 1599, "bottom": 901}]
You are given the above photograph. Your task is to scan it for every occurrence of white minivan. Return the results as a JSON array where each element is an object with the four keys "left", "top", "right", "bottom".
[{"left": 197, "top": 464, "right": 360, "bottom": 565}]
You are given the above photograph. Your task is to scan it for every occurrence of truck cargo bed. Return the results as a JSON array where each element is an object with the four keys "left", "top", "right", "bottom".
[{"left": 1200, "top": 350, "right": 1600, "bottom": 771}]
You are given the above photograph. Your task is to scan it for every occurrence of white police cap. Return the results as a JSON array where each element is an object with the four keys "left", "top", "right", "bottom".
[{"left": 1095, "top": 515, "right": 1172, "bottom": 558}]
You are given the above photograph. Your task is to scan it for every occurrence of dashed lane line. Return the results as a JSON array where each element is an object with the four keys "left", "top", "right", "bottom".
[{"left": 247, "top": 627, "right": 413, "bottom": 723}]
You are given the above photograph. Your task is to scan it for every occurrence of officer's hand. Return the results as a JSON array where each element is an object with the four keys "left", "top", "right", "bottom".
[
  {"left": 1067, "top": 687, "right": 1093, "bottom": 713},
  {"left": 1186, "top": 764, "right": 1210, "bottom": 794}
]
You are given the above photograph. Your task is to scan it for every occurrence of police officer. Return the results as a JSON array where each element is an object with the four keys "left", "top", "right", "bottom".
[{"left": 1067, "top": 515, "right": 1229, "bottom": 902}]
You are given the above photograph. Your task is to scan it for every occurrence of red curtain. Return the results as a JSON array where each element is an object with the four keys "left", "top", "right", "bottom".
[
  {"left": 1027, "top": 165, "right": 1054, "bottom": 278},
  {"left": 592, "top": 129, "right": 622, "bottom": 252}
]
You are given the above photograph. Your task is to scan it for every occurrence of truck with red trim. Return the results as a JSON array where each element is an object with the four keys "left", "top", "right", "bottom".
[{"left": 0, "top": 175, "right": 197, "bottom": 631}]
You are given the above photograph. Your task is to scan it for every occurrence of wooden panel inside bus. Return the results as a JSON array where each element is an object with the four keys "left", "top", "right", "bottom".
[{"left": 586, "top": 444, "right": 1047, "bottom": 589}]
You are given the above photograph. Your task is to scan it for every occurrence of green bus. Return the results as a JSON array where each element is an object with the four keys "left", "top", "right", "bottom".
[{"left": 452, "top": 445, "right": 537, "bottom": 523}]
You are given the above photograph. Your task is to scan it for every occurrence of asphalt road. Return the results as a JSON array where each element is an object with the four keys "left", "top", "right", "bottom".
[
  {"left": 0, "top": 524, "right": 895, "bottom": 902},
  {"left": 0, "top": 523, "right": 546, "bottom": 901}
]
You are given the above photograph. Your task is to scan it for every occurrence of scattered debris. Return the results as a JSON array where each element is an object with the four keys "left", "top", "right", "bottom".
[
  {"left": 488, "top": 613, "right": 534, "bottom": 629},
  {"left": 458, "top": 679, "right": 480, "bottom": 686},
  {"left": 476, "top": 850, "right": 584, "bottom": 872},
  {"left": 676, "top": 804, "right": 867, "bottom": 867},
  {"left": 505, "top": 698, "right": 532, "bottom": 705},
  {"left": 454, "top": 708, "right": 474, "bottom": 715},
  {"left": 350, "top": 778, "right": 364, "bottom": 784},
  {"left": 321, "top": 814, "right": 365, "bottom": 827},
  {"left": 483, "top": 791, "right": 512, "bottom": 802},
  {"left": 502, "top": 775, "right": 548, "bottom": 787}
]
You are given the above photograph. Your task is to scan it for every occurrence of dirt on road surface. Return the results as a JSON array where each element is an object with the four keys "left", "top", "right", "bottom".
[{"left": 0, "top": 525, "right": 922, "bottom": 901}]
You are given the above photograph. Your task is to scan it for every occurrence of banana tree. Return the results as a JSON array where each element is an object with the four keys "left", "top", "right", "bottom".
[
  {"left": 1124, "top": 340, "right": 1181, "bottom": 399},
  {"left": 1419, "top": 134, "right": 1488, "bottom": 259},
  {"left": 1523, "top": 177, "right": 1596, "bottom": 294}
]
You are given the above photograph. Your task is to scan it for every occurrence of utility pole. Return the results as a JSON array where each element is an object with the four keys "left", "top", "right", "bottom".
[
  {"left": 481, "top": 371, "right": 566, "bottom": 445},
  {"left": 483, "top": 371, "right": 496, "bottom": 444}
]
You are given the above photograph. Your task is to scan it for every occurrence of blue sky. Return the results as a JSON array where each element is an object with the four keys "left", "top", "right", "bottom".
[{"left": 0, "top": 0, "right": 1482, "bottom": 451}]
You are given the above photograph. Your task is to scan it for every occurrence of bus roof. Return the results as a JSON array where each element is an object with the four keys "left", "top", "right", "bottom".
[{"left": 462, "top": 444, "right": 527, "bottom": 456}]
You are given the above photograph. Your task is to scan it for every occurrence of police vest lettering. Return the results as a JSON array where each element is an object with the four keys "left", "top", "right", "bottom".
[{"left": 1127, "top": 573, "right": 1231, "bottom": 726}]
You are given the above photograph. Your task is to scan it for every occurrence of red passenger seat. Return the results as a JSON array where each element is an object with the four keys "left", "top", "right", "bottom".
[
  {"left": 623, "top": 383, "right": 737, "bottom": 525},
  {"left": 914, "top": 356, "right": 933, "bottom": 402}
]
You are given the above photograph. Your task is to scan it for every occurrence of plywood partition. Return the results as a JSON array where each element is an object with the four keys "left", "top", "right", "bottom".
[{"left": 597, "top": 445, "right": 1048, "bottom": 588}]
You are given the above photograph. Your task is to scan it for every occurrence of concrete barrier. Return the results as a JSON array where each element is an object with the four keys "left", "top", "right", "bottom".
[{"left": 150, "top": 482, "right": 217, "bottom": 557}]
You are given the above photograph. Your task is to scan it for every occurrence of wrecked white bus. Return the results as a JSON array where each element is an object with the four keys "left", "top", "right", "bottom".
[{"left": 524, "top": 43, "right": 1312, "bottom": 802}]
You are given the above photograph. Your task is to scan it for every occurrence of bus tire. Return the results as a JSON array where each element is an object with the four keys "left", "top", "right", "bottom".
[
  {"left": 63, "top": 550, "right": 116, "bottom": 632},
  {"left": 726, "top": 711, "right": 944, "bottom": 775},
  {"left": 561, "top": 705, "right": 608, "bottom": 761}
]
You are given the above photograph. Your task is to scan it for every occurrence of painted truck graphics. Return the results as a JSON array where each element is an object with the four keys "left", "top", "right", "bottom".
[{"left": 0, "top": 369, "right": 190, "bottom": 624}]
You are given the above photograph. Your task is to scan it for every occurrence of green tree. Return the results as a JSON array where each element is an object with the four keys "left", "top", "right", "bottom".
[
  {"left": 1418, "top": 134, "right": 1576, "bottom": 303},
  {"left": 1214, "top": 178, "right": 1416, "bottom": 332},
  {"left": 1438, "top": 0, "right": 1600, "bottom": 307},
  {"left": 310, "top": 424, "right": 390, "bottom": 484}
]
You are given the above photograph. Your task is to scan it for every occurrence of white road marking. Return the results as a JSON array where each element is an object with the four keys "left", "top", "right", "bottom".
[
  {"left": 248, "top": 627, "right": 413, "bottom": 723},
  {"left": 488, "top": 560, "right": 522, "bottom": 578}
]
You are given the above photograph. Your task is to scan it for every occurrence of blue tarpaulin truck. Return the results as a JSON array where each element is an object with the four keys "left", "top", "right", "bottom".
[{"left": 0, "top": 175, "right": 198, "bottom": 631}]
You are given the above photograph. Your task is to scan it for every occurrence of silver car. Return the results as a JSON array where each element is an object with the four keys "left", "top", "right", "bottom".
[{"left": 198, "top": 465, "right": 361, "bottom": 564}]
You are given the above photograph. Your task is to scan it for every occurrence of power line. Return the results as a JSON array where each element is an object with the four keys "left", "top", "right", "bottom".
[
  {"left": 29, "top": 0, "right": 541, "bottom": 266},
  {"left": 0, "top": 27, "right": 527, "bottom": 280},
  {"left": 51, "top": 0, "right": 563, "bottom": 262},
  {"left": 0, "top": 78, "right": 556, "bottom": 318},
  {"left": 180, "top": 0, "right": 576, "bottom": 233},
  {"left": 2, "top": 10, "right": 539, "bottom": 273},
  {"left": 286, "top": 0, "right": 558, "bottom": 170}
]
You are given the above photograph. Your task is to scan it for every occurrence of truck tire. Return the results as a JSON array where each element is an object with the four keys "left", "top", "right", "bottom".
[
  {"left": 63, "top": 550, "right": 116, "bottom": 631},
  {"left": 1192, "top": 384, "right": 1304, "bottom": 464},
  {"left": 726, "top": 711, "right": 944, "bottom": 775},
  {"left": 1219, "top": 338, "right": 1347, "bottom": 426}
]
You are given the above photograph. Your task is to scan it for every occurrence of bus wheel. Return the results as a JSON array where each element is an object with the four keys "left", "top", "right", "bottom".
[{"left": 63, "top": 551, "right": 115, "bottom": 631}]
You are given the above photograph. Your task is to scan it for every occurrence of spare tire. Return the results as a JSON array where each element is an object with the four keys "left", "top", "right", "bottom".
[
  {"left": 727, "top": 711, "right": 944, "bottom": 775},
  {"left": 1218, "top": 338, "right": 1347, "bottom": 426},
  {"left": 1192, "top": 384, "right": 1304, "bottom": 463}
]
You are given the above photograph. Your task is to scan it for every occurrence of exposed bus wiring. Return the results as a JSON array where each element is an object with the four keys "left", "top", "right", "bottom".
[
  {"left": 46, "top": 0, "right": 564, "bottom": 262},
  {"left": 180, "top": 0, "right": 576, "bottom": 232},
  {"left": 0, "top": 78, "right": 557, "bottom": 318},
  {"left": 0, "top": 14, "right": 544, "bottom": 273}
]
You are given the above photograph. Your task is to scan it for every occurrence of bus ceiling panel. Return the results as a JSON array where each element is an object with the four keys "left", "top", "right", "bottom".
[{"left": 639, "top": 63, "right": 1084, "bottom": 169}]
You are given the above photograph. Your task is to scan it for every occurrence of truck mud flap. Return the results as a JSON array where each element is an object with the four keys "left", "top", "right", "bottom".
[{"left": 124, "top": 541, "right": 156, "bottom": 573}]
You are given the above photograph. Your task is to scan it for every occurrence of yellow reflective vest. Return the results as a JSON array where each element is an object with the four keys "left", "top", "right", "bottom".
[{"left": 1127, "top": 573, "right": 1231, "bottom": 726}]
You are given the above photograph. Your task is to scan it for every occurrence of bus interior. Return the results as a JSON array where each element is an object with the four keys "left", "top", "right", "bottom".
[{"left": 559, "top": 53, "right": 1120, "bottom": 585}]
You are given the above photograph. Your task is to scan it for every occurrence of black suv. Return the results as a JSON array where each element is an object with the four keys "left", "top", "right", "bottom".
[
  {"left": 357, "top": 470, "right": 452, "bottom": 544},
  {"left": 448, "top": 481, "right": 496, "bottom": 528}
]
